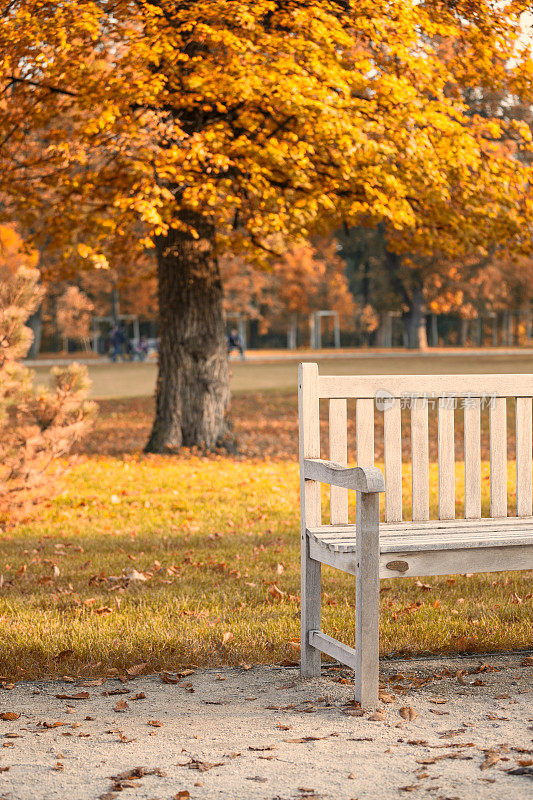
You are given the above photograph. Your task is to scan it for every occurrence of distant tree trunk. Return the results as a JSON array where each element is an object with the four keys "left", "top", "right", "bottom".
[
  {"left": 145, "top": 214, "right": 231, "bottom": 453},
  {"left": 403, "top": 290, "right": 427, "bottom": 349},
  {"left": 458, "top": 317, "right": 468, "bottom": 346},
  {"left": 376, "top": 311, "right": 393, "bottom": 348},
  {"left": 430, "top": 313, "right": 438, "bottom": 347},
  {"left": 27, "top": 305, "right": 42, "bottom": 358}
]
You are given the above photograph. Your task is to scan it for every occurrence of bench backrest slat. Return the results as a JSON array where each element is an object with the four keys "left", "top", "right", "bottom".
[
  {"left": 438, "top": 399, "right": 455, "bottom": 520},
  {"left": 318, "top": 374, "right": 533, "bottom": 399},
  {"left": 329, "top": 398, "right": 348, "bottom": 524},
  {"left": 489, "top": 398, "right": 508, "bottom": 517},
  {"left": 516, "top": 397, "right": 533, "bottom": 517},
  {"left": 411, "top": 399, "right": 430, "bottom": 521},
  {"left": 356, "top": 398, "right": 375, "bottom": 467},
  {"left": 384, "top": 399, "right": 402, "bottom": 522},
  {"left": 464, "top": 399, "right": 481, "bottom": 519}
]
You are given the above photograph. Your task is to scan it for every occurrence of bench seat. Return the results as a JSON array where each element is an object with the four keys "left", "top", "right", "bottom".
[{"left": 308, "top": 520, "right": 533, "bottom": 578}]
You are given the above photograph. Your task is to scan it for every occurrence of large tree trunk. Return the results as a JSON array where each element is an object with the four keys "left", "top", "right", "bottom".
[
  {"left": 145, "top": 219, "right": 231, "bottom": 453},
  {"left": 402, "top": 289, "right": 427, "bottom": 350}
]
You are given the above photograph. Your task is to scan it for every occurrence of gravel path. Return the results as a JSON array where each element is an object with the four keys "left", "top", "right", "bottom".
[{"left": 0, "top": 653, "right": 531, "bottom": 800}]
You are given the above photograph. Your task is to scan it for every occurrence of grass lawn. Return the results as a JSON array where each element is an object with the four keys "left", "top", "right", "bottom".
[
  {"left": 31, "top": 349, "right": 533, "bottom": 399},
  {"left": 0, "top": 382, "right": 531, "bottom": 680}
]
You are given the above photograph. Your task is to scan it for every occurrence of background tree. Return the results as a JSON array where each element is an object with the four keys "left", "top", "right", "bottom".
[
  {"left": 1, "top": 2, "right": 532, "bottom": 444},
  {"left": 57, "top": 286, "right": 94, "bottom": 350}
]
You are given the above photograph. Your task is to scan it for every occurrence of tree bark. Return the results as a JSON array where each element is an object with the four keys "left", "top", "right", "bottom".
[
  {"left": 27, "top": 305, "right": 42, "bottom": 358},
  {"left": 402, "top": 289, "right": 427, "bottom": 349},
  {"left": 145, "top": 217, "right": 231, "bottom": 453}
]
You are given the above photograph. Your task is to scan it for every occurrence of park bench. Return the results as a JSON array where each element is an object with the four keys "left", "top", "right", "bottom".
[{"left": 298, "top": 362, "right": 533, "bottom": 707}]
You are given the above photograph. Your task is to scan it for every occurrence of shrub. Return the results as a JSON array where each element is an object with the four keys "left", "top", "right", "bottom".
[{"left": 0, "top": 264, "right": 95, "bottom": 515}]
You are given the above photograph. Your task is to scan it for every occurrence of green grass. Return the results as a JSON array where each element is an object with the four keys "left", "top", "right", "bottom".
[{"left": 0, "top": 454, "right": 530, "bottom": 680}]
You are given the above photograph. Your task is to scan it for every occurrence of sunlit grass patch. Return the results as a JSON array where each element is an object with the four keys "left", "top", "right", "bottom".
[{"left": 0, "top": 455, "right": 530, "bottom": 680}]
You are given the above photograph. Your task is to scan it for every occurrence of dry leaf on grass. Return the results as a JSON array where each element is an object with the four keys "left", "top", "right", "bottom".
[
  {"left": 222, "top": 632, "right": 233, "bottom": 645},
  {"left": 126, "top": 663, "right": 147, "bottom": 677},
  {"left": 53, "top": 649, "right": 74, "bottom": 661},
  {"left": 399, "top": 707, "right": 418, "bottom": 721}
]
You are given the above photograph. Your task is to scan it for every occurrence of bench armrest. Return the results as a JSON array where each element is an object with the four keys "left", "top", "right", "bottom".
[{"left": 303, "top": 459, "right": 385, "bottom": 493}]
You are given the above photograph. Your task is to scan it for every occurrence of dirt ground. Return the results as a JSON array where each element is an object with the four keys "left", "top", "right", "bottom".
[{"left": 0, "top": 653, "right": 531, "bottom": 800}]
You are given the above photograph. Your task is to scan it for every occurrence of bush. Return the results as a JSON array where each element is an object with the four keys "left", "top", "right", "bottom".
[{"left": 0, "top": 264, "right": 95, "bottom": 515}]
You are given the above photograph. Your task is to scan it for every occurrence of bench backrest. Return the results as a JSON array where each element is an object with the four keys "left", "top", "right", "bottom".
[{"left": 299, "top": 362, "right": 533, "bottom": 524}]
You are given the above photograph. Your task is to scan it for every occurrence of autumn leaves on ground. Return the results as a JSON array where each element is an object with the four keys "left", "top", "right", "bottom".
[{"left": 1, "top": 388, "right": 531, "bottom": 681}]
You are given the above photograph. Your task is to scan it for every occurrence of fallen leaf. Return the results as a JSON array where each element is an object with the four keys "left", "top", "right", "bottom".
[
  {"left": 0, "top": 712, "right": 20, "bottom": 721},
  {"left": 55, "top": 692, "right": 89, "bottom": 700},
  {"left": 53, "top": 649, "right": 74, "bottom": 661},
  {"left": 508, "top": 766, "right": 533, "bottom": 776},
  {"left": 222, "top": 632, "right": 233, "bottom": 645},
  {"left": 174, "top": 792, "right": 190, "bottom": 799},
  {"left": 267, "top": 584, "right": 285, "bottom": 601},
  {"left": 399, "top": 707, "right": 418, "bottom": 721},
  {"left": 161, "top": 672, "right": 179, "bottom": 684},
  {"left": 147, "top": 720, "right": 163, "bottom": 727},
  {"left": 520, "top": 657, "right": 533, "bottom": 667},
  {"left": 248, "top": 745, "right": 275, "bottom": 751},
  {"left": 480, "top": 752, "right": 500, "bottom": 770},
  {"left": 378, "top": 690, "right": 395, "bottom": 704},
  {"left": 114, "top": 700, "right": 129, "bottom": 712},
  {"left": 348, "top": 772, "right": 356, "bottom": 779},
  {"left": 367, "top": 710, "right": 386, "bottom": 721},
  {"left": 179, "top": 757, "right": 225, "bottom": 771},
  {"left": 111, "top": 766, "right": 166, "bottom": 781},
  {"left": 130, "top": 693, "right": 146, "bottom": 701},
  {"left": 126, "top": 663, "right": 147, "bottom": 677}
]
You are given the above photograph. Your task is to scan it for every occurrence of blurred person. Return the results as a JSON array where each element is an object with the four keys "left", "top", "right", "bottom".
[
  {"left": 227, "top": 328, "right": 245, "bottom": 360},
  {"left": 110, "top": 323, "right": 126, "bottom": 362}
]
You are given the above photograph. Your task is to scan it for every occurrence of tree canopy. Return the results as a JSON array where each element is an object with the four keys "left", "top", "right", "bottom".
[{"left": 1, "top": 1, "right": 533, "bottom": 446}]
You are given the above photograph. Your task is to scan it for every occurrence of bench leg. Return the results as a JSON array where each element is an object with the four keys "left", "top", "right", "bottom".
[
  {"left": 355, "top": 491, "right": 380, "bottom": 707},
  {"left": 301, "top": 540, "right": 321, "bottom": 677}
]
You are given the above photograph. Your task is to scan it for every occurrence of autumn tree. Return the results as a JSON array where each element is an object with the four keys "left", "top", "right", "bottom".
[
  {"left": 1, "top": 2, "right": 533, "bottom": 447},
  {"left": 57, "top": 286, "right": 94, "bottom": 349}
]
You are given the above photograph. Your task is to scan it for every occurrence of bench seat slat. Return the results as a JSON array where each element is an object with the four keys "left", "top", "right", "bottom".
[{"left": 307, "top": 522, "right": 533, "bottom": 553}]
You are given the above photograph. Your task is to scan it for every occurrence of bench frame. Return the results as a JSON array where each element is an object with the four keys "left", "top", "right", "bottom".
[{"left": 298, "top": 362, "right": 533, "bottom": 707}]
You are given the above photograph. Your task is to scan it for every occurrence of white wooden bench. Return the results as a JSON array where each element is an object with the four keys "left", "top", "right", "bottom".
[{"left": 298, "top": 363, "right": 533, "bottom": 707}]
